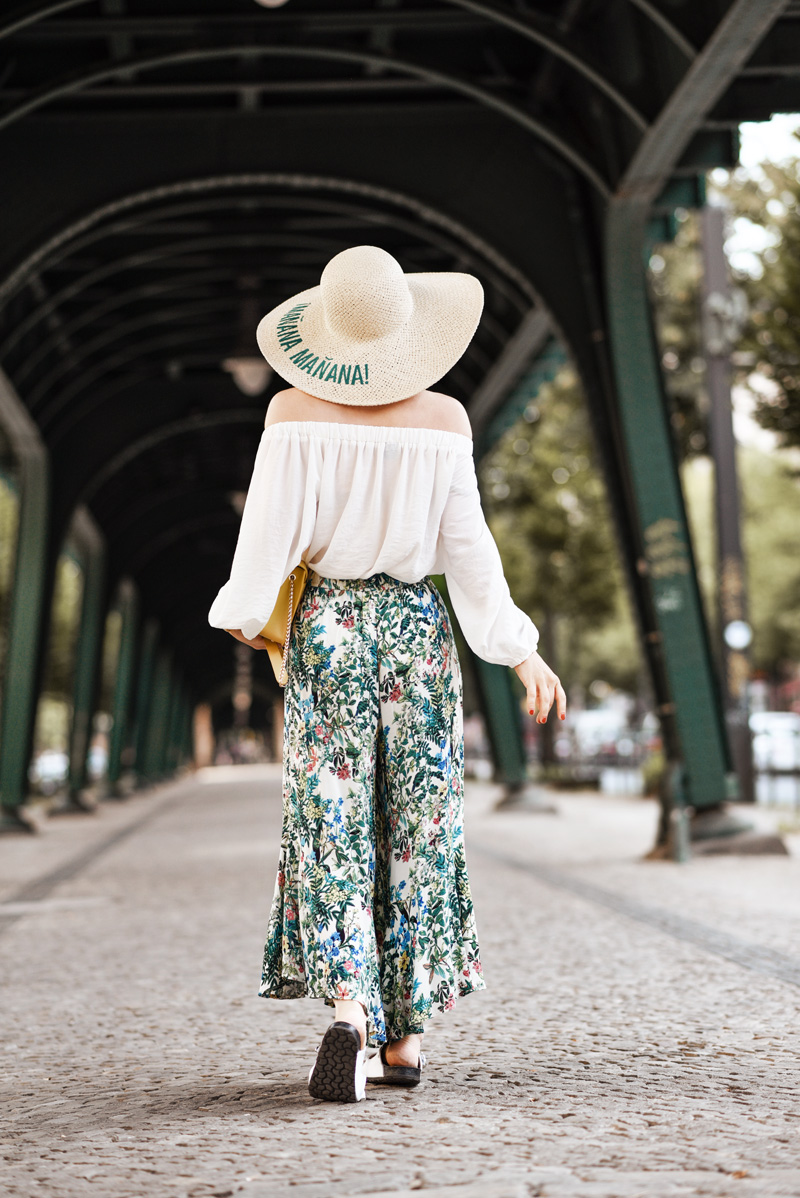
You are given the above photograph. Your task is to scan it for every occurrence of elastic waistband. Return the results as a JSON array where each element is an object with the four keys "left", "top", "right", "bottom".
[{"left": 309, "top": 570, "right": 432, "bottom": 592}]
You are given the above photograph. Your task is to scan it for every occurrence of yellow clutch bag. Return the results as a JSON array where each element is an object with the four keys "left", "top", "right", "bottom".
[{"left": 259, "top": 562, "right": 309, "bottom": 687}]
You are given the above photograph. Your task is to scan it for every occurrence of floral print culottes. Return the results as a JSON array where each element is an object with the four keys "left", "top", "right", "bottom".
[{"left": 259, "top": 572, "right": 485, "bottom": 1046}]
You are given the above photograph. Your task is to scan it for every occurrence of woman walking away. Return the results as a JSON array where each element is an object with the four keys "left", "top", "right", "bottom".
[{"left": 208, "top": 245, "right": 566, "bottom": 1103}]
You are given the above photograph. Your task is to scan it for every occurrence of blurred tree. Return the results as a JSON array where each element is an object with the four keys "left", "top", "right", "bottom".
[
  {"left": 683, "top": 448, "right": 800, "bottom": 675},
  {"left": 719, "top": 156, "right": 800, "bottom": 447},
  {"left": 42, "top": 553, "right": 83, "bottom": 696}
]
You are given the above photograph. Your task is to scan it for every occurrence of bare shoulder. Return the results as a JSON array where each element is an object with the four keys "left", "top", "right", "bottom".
[
  {"left": 264, "top": 387, "right": 319, "bottom": 427},
  {"left": 421, "top": 391, "right": 473, "bottom": 438}
]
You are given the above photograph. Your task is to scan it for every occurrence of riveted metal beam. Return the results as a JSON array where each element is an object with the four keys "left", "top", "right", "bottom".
[
  {"left": 0, "top": 46, "right": 612, "bottom": 197},
  {"left": 0, "top": 174, "right": 538, "bottom": 312},
  {"left": 26, "top": 298, "right": 237, "bottom": 411},
  {"left": 604, "top": 0, "right": 788, "bottom": 813},
  {"left": 140, "top": 647, "right": 172, "bottom": 783},
  {"left": 617, "top": 0, "right": 786, "bottom": 198},
  {"left": 79, "top": 410, "right": 264, "bottom": 503},
  {"left": 0, "top": 370, "right": 50, "bottom": 830},
  {"left": 9, "top": 193, "right": 529, "bottom": 377}
]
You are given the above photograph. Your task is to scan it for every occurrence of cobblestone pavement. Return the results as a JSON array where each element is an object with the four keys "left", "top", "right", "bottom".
[{"left": 2, "top": 767, "right": 799, "bottom": 1198}]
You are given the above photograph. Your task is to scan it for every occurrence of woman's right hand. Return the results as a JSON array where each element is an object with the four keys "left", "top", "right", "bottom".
[
  {"left": 513, "top": 650, "right": 566, "bottom": 724},
  {"left": 224, "top": 628, "right": 269, "bottom": 650}
]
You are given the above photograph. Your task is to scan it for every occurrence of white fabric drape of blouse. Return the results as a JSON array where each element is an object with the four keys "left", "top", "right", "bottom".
[{"left": 207, "top": 420, "right": 539, "bottom": 668}]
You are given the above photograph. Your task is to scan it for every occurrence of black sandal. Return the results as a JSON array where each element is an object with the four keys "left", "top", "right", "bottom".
[
  {"left": 308, "top": 1021, "right": 367, "bottom": 1103},
  {"left": 364, "top": 1042, "right": 426, "bottom": 1088}
]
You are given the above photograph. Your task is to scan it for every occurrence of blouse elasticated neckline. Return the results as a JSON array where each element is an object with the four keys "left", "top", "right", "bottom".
[
  {"left": 263, "top": 418, "right": 474, "bottom": 449},
  {"left": 207, "top": 418, "right": 539, "bottom": 667}
]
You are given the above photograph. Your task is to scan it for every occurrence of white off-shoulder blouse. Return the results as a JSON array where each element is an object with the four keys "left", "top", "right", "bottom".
[{"left": 207, "top": 420, "right": 539, "bottom": 668}]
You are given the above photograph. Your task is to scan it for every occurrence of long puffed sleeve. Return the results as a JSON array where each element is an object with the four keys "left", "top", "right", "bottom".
[
  {"left": 438, "top": 451, "right": 539, "bottom": 667},
  {"left": 207, "top": 428, "right": 317, "bottom": 641}
]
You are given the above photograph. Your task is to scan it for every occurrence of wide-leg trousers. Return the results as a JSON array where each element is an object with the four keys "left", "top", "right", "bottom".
[{"left": 259, "top": 571, "right": 485, "bottom": 1046}]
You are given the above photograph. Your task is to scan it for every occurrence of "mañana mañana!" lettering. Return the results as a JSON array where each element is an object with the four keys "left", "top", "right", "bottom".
[
  {"left": 289, "top": 348, "right": 368, "bottom": 386},
  {"left": 276, "top": 303, "right": 369, "bottom": 385}
]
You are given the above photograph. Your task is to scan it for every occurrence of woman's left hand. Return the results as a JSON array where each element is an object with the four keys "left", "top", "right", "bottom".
[{"left": 225, "top": 628, "right": 269, "bottom": 650}]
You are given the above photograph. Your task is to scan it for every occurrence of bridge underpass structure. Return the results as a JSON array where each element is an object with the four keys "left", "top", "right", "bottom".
[{"left": 0, "top": 0, "right": 796, "bottom": 834}]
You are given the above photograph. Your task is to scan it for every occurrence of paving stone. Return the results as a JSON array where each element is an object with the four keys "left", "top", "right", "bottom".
[{"left": 1, "top": 767, "right": 799, "bottom": 1198}]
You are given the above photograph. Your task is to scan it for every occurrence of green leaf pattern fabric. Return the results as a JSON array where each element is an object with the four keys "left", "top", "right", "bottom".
[{"left": 259, "top": 572, "right": 485, "bottom": 1046}]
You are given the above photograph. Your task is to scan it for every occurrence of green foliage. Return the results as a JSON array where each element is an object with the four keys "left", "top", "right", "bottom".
[
  {"left": 682, "top": 448, "right": 800, "bottom": 674},
  {"left": 32, "top": 695, "right": 70, "bottom": 753},
  {"left": 646, "top": 161, "right": 800, "bottom": 678},
  {"left": 40, "top": 552, "right": 84, "bottom": 698},
  {"left": 481, "top": 366, "right": 642, "bottom": 692},
  {"left": 719, "top": 157, "right": 800, "bottom": 447}
]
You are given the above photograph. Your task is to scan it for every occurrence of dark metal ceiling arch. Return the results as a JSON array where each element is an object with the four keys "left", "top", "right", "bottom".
[
  {"left": 43, "top": 321, "right": 482, "bottom": 445},
  {"left": 0, "top": 174, "right": 540, "bottom": 311},
  {"left": 1, "top": 246, "right": 323, "bottom": 367},
  {"left": 26, "top": 299, "right": 240, "bottom": 411},
  {"left": 78, "top": 410, "right": 269, "bottom": 505},
  {"left": 105, "top": 487, "right": 242, "bottom": 551},
  {"left": 0, "top": 43, "right": 613, "bottom": 197},
  {"left": 0, "top": 172, "right": 547, "bottom": 479},
  {"left": 441, "top": 2, "right": 650, "bottom": 125},
  {"left": 0, "top": 0, "right": 699, "bottom": 59},
  {"left": 39, "top": 329, "right": 239, "bottom": 435},
  {"left": 0, "top": 0, "right": 669, "bottom": 132},
  {"left": 138, "top": 562, "right": 257, "bottom": 634},
  {"left": 8, "top": 193, "right": 533, "bottom": 381},
  {"left": 123, "top": 513, "right": 240, "bottom": 576},
  {"left": 0, "top": 0, "right": 692, "bottom": 99},
  {"left": 11, "top": 272, "right": 246, "bottom": 387}
]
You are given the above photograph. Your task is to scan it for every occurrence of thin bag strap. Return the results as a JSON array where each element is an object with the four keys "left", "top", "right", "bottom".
[{"left": 277, "top": 572, "right": 296, "bottom": 685}]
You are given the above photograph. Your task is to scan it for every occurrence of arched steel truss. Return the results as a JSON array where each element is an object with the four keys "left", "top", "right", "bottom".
[{"left": 0, "top": 0, "right": 701, "bottom": 139}]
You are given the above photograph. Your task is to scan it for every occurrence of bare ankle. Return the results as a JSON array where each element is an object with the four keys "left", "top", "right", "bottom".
[
  {"left": 384, "top": 1033, "right": 422, "bottom": 1067},
  {"left": 333, "top": 999, "right": 367, "bottom": 1048}
]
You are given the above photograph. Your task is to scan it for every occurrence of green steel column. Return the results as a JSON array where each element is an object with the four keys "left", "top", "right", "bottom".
[
  {"left": 107, "top": 579, "right": 139, "bottom": 795},
  {"left": 471, "top": 659, "right": 528, "bottom": 786},
  {"left": 160, "top": 669, "right": 181, "bottom": 778},
  {"left": 67, "top": 512, "right": 106, "bottom": 806},
  {"left": 168, "top": 684, "right": 185, "bottom": 773},
  {"left": 0, "top": 379, "right": 50, "bottom": 831},
  {"left": 133, "top": 619, "right": 159, "bottom": 786},
  {"left": 605, "top": 201, "right": 733, "bottom": 810},
  {"left": 141, "top": 648, "right": 172, "bottom": 784},
  {"left": 433, "top": 573, "right": 528, "bottom": 789}
]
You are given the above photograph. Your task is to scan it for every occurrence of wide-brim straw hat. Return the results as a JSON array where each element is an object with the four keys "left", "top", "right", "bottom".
[{"left": 256, "top": 245, "right": 484, "bottom": 406}]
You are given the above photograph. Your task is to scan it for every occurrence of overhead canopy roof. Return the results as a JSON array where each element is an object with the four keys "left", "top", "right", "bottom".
[{"left": 0, "top": 0, "right": 794, "bottom": 709}]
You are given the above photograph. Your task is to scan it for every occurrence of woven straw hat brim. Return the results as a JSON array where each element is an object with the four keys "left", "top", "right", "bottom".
[{"left": 256, "top": 272, "right": 483, "bottom": 406}]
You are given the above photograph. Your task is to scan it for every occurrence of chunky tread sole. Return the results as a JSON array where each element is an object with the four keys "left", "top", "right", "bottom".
[{"left": 308, "top": 1024, "right": 365, "bottom": 1103}]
